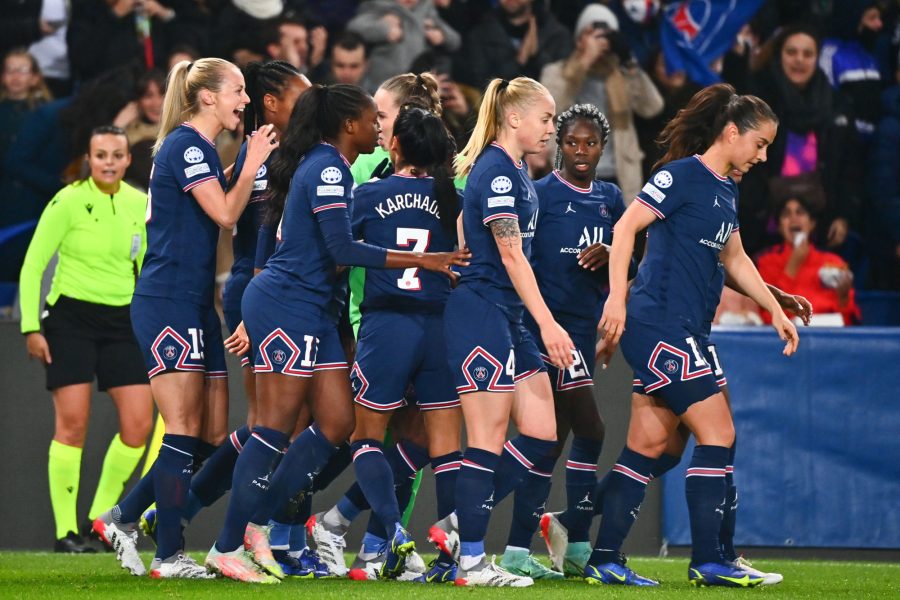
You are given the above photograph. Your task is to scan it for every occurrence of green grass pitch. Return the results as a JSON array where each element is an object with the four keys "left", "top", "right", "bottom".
[{"left": 0, "top": 552, "right": 897, "bottom": 599}]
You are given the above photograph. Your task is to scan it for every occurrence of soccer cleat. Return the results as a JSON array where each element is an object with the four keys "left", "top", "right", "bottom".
[
  {"left": 413, "top": 558, "right": 457, "bottom": 584},
  {"left": 139, "top": 509, "right": 157, "bottom": 546},
  {"left": 405, "top": 550, "right": 427, "bottom": 574},
  {"left": 296, "top": 547, "right": 334, "bottom": 578},
  {"left": 306, "top": 512, "right": 348, "bottom": 576},
  {"left": 427, "top": 512, "right": 460, "bottom": 561},
  {"left": 81, "top": 518, "right": 111, "bottom": 552},
  {"left": 689, "top": 561, "right": 764, "bottom": 587},
  {"left": 499, "top": 548, "right": 563, "bottom": 580},
  {"left": 379, "top": 524, "right": 416, "bottom": 579},
  {"left": 562, "top": 542, "right": 591, "bottom": 577},
  {"left": 348, "top": 554, "right": 383, "bottom": 581},
  {"left": 734, "top": 556, "right": 783, "bottom": 585},
  {"left": 54, "top": 531, "right": 97, "bottom": 554},
  {"left": 272, "top": 549, "right": 315, "bottom": 578},
  {"left": 150, "top": 553, "right": 215, "bottom": 579},
  {"left": 584, "top": 558, "right": 659, "bottom": 586},
  {"left": 205, "top": 544, "right": 279, "bottom": 583},
  {"left": 244, "top": 522, "right": 285, "bottom": 579},
  {"left": 455, "top": 555, "right": 533, "bottom": 587},
  {"left": 539, "top": 511, "right": 568, "bottom": 572},
  {"left": 92, "top": 515, "right": 146, "bottom": 576}
]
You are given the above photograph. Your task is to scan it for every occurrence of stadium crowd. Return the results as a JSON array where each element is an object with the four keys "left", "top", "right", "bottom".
[{"left": 0, "top": 0, "right": 898, "bottom": 588}]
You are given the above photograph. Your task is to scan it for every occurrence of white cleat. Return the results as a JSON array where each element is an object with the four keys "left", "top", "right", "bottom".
[
  {"left": 427, "top": 512, "right": 460, "bottom": 561},
  {"left": 306, "top": 512, "right": 348, "bottom": 577},
  {"left": 455, "top": 556, "right": 534, "bottom": 587},
  {"left": 150, "top": 553, "right": 215, "bottom": 579},
  {"left": 405, "top": 551, "right": 427, "bottom": 574},
  {"left": 205, "top": 544, "right": 279, "bottom": 583},
  {"left": 539, "top": 512, "right": 568, "bottom": 573},
  {"left": 735, "top": 556, "right": 783, "bottom": 585},
  {"left": 92, "top": 516, "right": 146, "bottom": 576}
]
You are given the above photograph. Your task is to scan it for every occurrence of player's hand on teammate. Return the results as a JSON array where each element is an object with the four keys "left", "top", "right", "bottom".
[
  {"left": 419, "top": 247, "right": 472, "bottom": 283},
  {"left": 595, "top": 335, "right": 617, "bottom": 370},
  {"left": 224, "top": 322, "right": 250, "bottom": 357},
  {"left": 577, "top": 243, "right": 610, "bottom": 271},
  {"left": 540, "top": 321, "right": 576, "bottom": 369},
  {"left": 770, "top": 311, "right": 799, "bottom": 356},
  {"left": 25, "top": 332, "right": 52, "bottom": 365},
  {"left": 246, "top": 124, "right": 279, "bottom": 169},
  {"left": 598, "top": 294, "right": 626, "bottom": 345},
  {"left": 777, "top": 292, "right": 813, "bottom": 326}
]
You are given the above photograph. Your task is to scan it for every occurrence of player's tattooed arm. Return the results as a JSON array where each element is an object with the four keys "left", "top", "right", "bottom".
[{"left": 490, "top": 217, "right": 522, "bottom": 249}]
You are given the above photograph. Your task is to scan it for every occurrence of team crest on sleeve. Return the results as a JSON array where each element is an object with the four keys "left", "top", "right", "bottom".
[
  {"left": 321, "top": 166, "right": 343, "bottom": 184},
  {"left": 183, "top": 146, "right": 204, "bottom": 164},
  {"left": 491, "top": 176, "right": 513, "bottom": 194},
  {"left": 653, "top": 170, "right": 673, "bottom": 188}
]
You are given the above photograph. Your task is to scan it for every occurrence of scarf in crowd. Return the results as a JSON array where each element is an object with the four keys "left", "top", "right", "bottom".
[{"left": 767, "top": 63, "right": 834, "bottom": 133}]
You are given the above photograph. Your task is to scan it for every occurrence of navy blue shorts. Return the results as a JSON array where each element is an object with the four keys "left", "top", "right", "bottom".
[
  {"left": 130, "top": 294, "right": 227, "bottom": 379},
  {"left": 315, "top": 322, "right": 350, "bottom": 372},
  {"left": 444, "top": 286, "right": 545, "bottom": 394},
  {"left": 351, "top": 310, "right": 459, "bottom": 411},
  {"left": 524, "top": 314, "right": 596, "bottom": 392},
  {"left": 242, "top": 281, "right": 322, "bottom": 378},
  {"left": 621, "top": 317, "right": 719, "bottom": 415},
  {"left": 699, "top": 335, "right": 727, "bottom": 388}
]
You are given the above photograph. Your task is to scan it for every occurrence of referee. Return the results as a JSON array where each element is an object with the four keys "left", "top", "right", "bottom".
[{"left": 20, "top": 126, "right": 152, "bottom": 553}]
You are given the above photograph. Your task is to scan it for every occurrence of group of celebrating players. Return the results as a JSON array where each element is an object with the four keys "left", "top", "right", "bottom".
[{"left": 88, "top": 54, "right": 812, "bottom": 587}]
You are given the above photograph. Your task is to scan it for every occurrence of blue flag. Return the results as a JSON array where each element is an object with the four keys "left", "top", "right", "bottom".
[{"left": 660, "top": 0, "right": 764, "bottom": 86}]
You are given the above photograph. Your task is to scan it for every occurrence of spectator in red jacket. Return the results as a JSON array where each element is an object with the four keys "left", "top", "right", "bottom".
[{"left": 756, "top": 196, "right": 860, "bottom": 325}]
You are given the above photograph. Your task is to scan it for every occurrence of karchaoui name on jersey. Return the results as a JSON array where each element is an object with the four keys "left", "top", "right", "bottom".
[{"left": 374, "top": 193, "right": 440, "bottom": 219}]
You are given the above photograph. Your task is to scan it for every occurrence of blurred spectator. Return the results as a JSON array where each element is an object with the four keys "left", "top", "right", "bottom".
[
  {"left": 347, "top": 0, "right": 461, "bottom": 87},
  {"left": 324, "top": 32, "right": 376, "bottom": 91},
  {"left": 27, "top": 0, "right": 72, "bottom": 98},
  {"left": 123, "top": 69, "right": 165, "bottom": 190},
  {"left": 167, "top": 42, "right": 200, "bottom": 70},
  {"left": 541, "top": 3, "right": 662, "bottom": 201},
  {"left": 0, "top": 0, "right": 45, "bottom": 57},
  {"left": 819, "top": 0, "right": 883, "bottom": 140},
  {"left": 741, "top": 24, "right": 861, "bottom": 257},
  {"left": 867, "top": 54, "right": 900, "bottom": 290},
  {"left": 756, "top": 196, "right": 860, "bottom": 326},
  {"left": 264, "top": 15, "right": 328, "bottom": 79},
  {"left": 457, "top": 0, "right": 572, "bottom": 88},
  {"left": 286, "top": 0, "right": 358, "bottom": 34},
  {"left": 410, "top": 49, "right": 479, "bottom": 148}
]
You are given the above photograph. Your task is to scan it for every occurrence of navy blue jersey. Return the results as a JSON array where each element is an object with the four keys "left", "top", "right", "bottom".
[
  {"left": 352, "top": 174, "right": 458, "bottom": 313},
  {"left": 531, "top": 171, "right": 625, "bottom": 333},
  {"left": 136, "top": 123, "right": 226, "bottom": 305},
  {"left": 253, "top": 143, "right": 385, "bottom": 311},
  {"left": 459, "top": 143, "right": 538, "bottom": 321},
  {"left": 628, "top": 155, "right": 739, "bottom": 335}
]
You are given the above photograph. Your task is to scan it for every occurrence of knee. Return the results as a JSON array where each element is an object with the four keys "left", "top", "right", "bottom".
[
  {"left": 518, "top": 419, "right": 557, "bottom": 443},
  {"left": 55, "top": 418, "right": 88, "bottom": 448},
  {"left": 696, "top": 422, "right": 735, "bottom": 448},
  {"left": 319, "top": 413, "right": 354, "bottom": 446},
  {"left": 625, "top": 431, "right": 667, "bottom": 459}
]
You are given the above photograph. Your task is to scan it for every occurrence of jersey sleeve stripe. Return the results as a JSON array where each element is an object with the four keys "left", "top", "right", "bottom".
[
  {"left": 312, "top": 202, "right": 348, "bottom": 213},
  {"left": 183, "top": 175, "right": 219, "bottom": 192},
  {"left": 634, "top": 197, "right": 665, "bottom": 220},
  {"left": 482, "top": 212, "right": 519, "bottom": 225}
]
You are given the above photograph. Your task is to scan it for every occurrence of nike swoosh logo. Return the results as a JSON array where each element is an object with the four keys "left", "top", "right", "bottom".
[
  {"left": 426, "top": 572, "right": 442, "bottom": 582},
  {"left": 606, "top": 569, "right": 627, "bottom": 582},
  {"left": 720, "top": 574, "right": 756, "bottom": 586}
]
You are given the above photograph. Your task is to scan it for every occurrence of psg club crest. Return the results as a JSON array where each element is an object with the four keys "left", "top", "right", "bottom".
[
  {"left": 473, "top": 366, "right": 489, "bottom": 381},
  {"left": 163, "top": 345, "right": 177, "bottom": 360},
  {"left": 599, "top": 203, "right": 610, "bottom": 218},
  {"left": 664, "top": 359, "right": 679, "bottom": 374},
  {"left": 272, "top": 349, "right": 287, "bottom": 365}
]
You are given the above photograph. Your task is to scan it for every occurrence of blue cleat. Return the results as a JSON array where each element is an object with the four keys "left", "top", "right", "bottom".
[
  {"left": 297, "top": 547, "right": 334, "bottom": 578},
  {"left": 273, "top": 549, "right": 315, "bottom": 578},
  {"left": 584, "top": 559, "right": 659, "bottom": 586},
  {"left": 689, "top": 561, "right": 764, "bottom": 587},
  {"left": 379, "top": 523, "right": 415, "bottom": 579},
  {"left": 414, "top": 558, "right": 457, "bottom": 584}
]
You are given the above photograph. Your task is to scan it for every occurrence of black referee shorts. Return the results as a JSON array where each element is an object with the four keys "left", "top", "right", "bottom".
[{"left": 42, "top": 295, "right": 148, "bottom": 391}]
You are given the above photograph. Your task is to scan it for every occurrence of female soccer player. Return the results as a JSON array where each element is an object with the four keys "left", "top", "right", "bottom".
[
  {"left": 489, "top": 104, "right": 626, "bottom": 579},
  {"left": 20, "top": 126, "right": 152, "bottom": 554},
  {"left": 591, "top": 83, "right": 798, "bottom": 587},
  {"left": 429, "top": 77, "right": 574, "bottom": 588},
  {"left": 93, "top": 58, "right": 278, "bottom": 579},
  {"left": 205, "top": 84, "right": 469, "bottom": 583}
]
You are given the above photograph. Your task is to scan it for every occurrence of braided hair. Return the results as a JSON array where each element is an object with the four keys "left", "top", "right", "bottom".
[
  {"left": 553, "top": 103, "right": 610, "bottom": 170},
  {"left": 242, "top": 60, "right": 303, "bottom": 132}
]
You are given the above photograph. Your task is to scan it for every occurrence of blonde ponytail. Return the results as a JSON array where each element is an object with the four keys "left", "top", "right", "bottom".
[
  {"left": 153, "top": 57, "right": 236, "bottom": 155},
  {"left": 454, "top": 76, "right": 548, "bottom": 177}
]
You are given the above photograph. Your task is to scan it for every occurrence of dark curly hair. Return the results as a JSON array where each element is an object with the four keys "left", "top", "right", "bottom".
[{"left": 554, "top": 103, "right": 610, "bottom": 170}]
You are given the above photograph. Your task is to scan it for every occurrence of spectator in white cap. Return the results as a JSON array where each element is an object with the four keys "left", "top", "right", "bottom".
[{"left": 540, "top": 3, "right": 662, "bottom": 201}]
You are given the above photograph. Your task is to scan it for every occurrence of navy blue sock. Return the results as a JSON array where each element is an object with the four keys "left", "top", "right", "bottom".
[
  {"left": 190, "top": 426, "right": 250, "bottom": 513},
  {"left": 651, "top": 452, "right": 682, "bottom": 479},
  {"left": 431, "top": 451, "right": 461, "bottom": 520},
  {"left": 362, "top": 439, "right": 429, "bottom": 538},
  {"left": 251, "top": 424, "right": 337, "bottom": 526},
  {"left": 154, "top": 434, "right": 199, "bottom": 560},
  {"left": 351, "top": 440, "right": 402, "bottom": 535},
  {"left": 719, "top": 442, "right": 738, "bottom": 562},
  {"left": 291, "top": 492, "right": 312, "bottom": 551},
  {"left": 215, "top": 426, "right": 288, "bottom": 552},
  {"left": 116, "top": 465, "right": 156, "bottom": 523},
  {"left": 506, "top": 454, "right": 556, "bottom": 549},
  {"left": 456, "top": 448, "right": 500, "bottom": 559},
  {"left": 559, "top": 436, "right": 601, "bottom": 543},
  {"left": 493, "top": 435, "right": 557, "bottom": 504},
  {"left": 272, "top": 489, "right": 306, "bottom": 531},
  {"left": 311, "top": 442, "right": 351, "bottom": 493},
  {"left": 591, "top": 472, "right": 610, "bottom": 516},
  {"left": 686, "top": 445, "right": 730, "bottom": 566},
  {"left": 590, "top": 447, "right": 655, "bottom": 565}
]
